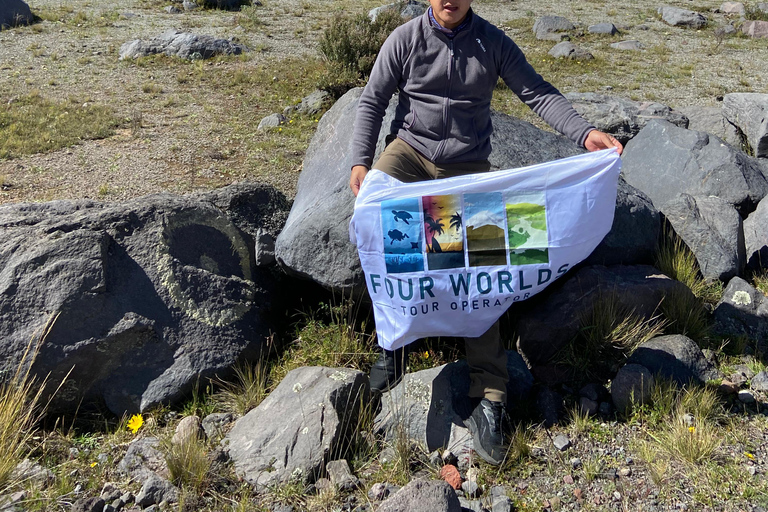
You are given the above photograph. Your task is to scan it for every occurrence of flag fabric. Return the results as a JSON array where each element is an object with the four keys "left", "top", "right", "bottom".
[{"left": 349, "top": 149, "right": 622, "bottom": 350}]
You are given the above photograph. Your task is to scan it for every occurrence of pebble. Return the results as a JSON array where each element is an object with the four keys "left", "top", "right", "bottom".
[
  {"left": 619, "top": 467, "right": 632, "bottom": 477},
  {"left": 613, "top": 491, "right": 622, "bottom": 501},
  {"left": 571, "top": 457, "right": 583, "bottom": 469},
  {"left": 553, "top": 434, "right": 571, "bottom": 451},
  {"left": 563, "top": 474, "right": 574, "bottom": 485},
  {"left": 439, "top": 464, "right": 462, "bottom": 490},
  {"left": 461, "top": 480, "right": 481, "bottom": 498},
  {"left": 573, "top": 488, "right": 583, "bottom": 500}
]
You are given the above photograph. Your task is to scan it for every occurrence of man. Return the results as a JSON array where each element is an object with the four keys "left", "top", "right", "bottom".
[{"left": 349, "top": 0, "right": 622, "bottom": 465}]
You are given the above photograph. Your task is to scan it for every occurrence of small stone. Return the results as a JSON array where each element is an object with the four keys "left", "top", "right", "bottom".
[
  {"left": 611, "top": 40, "right": 643, "bottom": 51},
  {"left": 719, "top": 2, "right": 745, "bottom": 15},
  {"left": 164, "top": 6, "right": 182, "bottom": 13},
  {"left": 563, "top": 474, "right": 574, "bottom": 485},
  {"left": 749, "top": 465, "right": 758, "bottom": 476},
  {"left": 553, "top": 434, "right": 571, "bottom": 451},
  {"left": 751, "top": 371, "right": 768, "bottom": 392},
  {"left": 742, "top": 20, "right": 768, "bottom": 38},
  {"left": 588, "top": 23, "right": 618, "bottom": 35},
  {"left": 368, "top": 482, "right": 399, "bottom": 502},
  {"left": 580, "top": 397, "right": 599, "bottom": 416},
  {"left": 314, "top": 478, "right": 333, "bottom": 492},
  {"left": 70, "top": 497, "right": 105, "bottom": 512},
  {"left": 574, "top": 488, "right": 583, "bottom": 500},
  {"left": 613, "top": 491, "right": 622, "bottom": 501},
  {"left": 719, "top": 379, "right": 740, "bottom": 394},
  {"left": 326, "top": 459, "right": 360, "bottom": 491},
  {"left": 100, "top": 483, "right": 121, "bottom": 502},
  {"left": 571, "top": 457, "right": 583, "bottom": 469},
  {"left": 461, "top": 480, "right": 481, "bottom": 498},
  {"left": 379, "top": 447, "right": 396, "bottom": 465},
  {"left": 440, "top": 464, "right": 462, "bottom": 490},
  {"left": 548, "top": 42, "right": 594, "bottom": 60},
  {"left": 739, "top": 390, "right": 757, "bottom": 403},
  {"left": 682, "top": 413, "right": 695, "bottom": 427},
  {"left": 619, "top": 467, "right": 632, "bottom": 477},
  {"left": 257, "top": 113, "right": 286, "bottom": 131}
]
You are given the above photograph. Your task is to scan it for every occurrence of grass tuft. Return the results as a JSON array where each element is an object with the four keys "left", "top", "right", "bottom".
[
  {"left": 215, "top": 360, "right": 270, "bottom": 416},
  {"left": 655, "top": 228, "right": 722, "bottom": 305},
  {"left": 0, "top": 93, "right": 119, "bottom": 159},
  {"left": 659, "top": 287, "right": 711, "bottom": 345},
  {"left": 163, "top": 436, "right": 210, "bottom": 491}
]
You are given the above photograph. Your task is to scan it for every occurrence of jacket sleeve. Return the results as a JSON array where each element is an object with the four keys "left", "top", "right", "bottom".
[
  {"left": 351, "top": 30, "right": 407, "bottom": 169},
  {"left": 497, "top": 35, "right": 595, "bottom": 147}
]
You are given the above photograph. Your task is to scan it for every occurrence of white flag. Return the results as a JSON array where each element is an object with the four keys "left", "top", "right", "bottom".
[{"left": 350, "top": 149, "right": 622, "bottom": 350}]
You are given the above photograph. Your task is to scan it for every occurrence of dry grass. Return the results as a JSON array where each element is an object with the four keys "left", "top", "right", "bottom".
[
  {"left": 655, "top": 228, "right": 723, "bottom": 305},
  {"left": 215, "top": 360, "right": 271, "bottom": 416},
  {"left": 163, "top": 436, "right": 211, "bottom": 492}
]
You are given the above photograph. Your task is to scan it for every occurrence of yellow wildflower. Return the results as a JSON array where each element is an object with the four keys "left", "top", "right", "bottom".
[
  {"left": 90, "top": 462, "right": 98, "bottom": 467},
  {"left": 688, "top": 426, "right": 696, "bottom": 433},
  {"left": 745, "top": 452, "right": 755, "bottom": 460},
  {"left": 424, "top": 351, "right": 430, "bottom": 358},
  {"left": 127, "top": 414, "right": 144, "bottom": 434}
]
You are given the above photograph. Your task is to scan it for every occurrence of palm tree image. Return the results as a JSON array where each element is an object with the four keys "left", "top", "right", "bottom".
[{"left": 450, "top": 212, "right": 462, "bottom": 232}]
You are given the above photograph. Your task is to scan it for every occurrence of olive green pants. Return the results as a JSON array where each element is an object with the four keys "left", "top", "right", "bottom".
[{"left": 373, "top": 137, "right": 509, "bottom": 403}]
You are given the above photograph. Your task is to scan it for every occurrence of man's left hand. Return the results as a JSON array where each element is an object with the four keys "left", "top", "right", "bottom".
[{"left": 584, "top": 130, "right": 623, "bottom": 155}]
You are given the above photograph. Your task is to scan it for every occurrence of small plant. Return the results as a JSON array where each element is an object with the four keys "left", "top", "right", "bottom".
[
  {"left": 141, "top": 82, "right": 163, "bottom": 94},
  {"left": 97, "top": 183, "right": 110, "bottom": 197},
  {"left": 215, "top": 360, "right": 270, "bottom": 416},
  {"left": 659, "top": 287, "right": 711, "bottom": 345},
  {"left": 650, "top": 412, "right": 721, "bottom": 465},
  {"left": 655, "top": 228, "right": 722, "bottom": 304},
  {"left": 752, "top": 269, "right": 768, "bottom": 296},
  {"left": 163, "top": 436, "right": 210, "bottom": 491},
  {"left": 181, "top": 379, "right": 217, "bottom": 418},
  {"left": 568, "top": 404, "right": 594, "bottom": 435}
]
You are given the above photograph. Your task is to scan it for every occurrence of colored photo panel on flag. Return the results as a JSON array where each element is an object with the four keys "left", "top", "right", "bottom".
[
  {"left": 422, "top": 194, "right": 464, "bottom": 270},
  {"left": 505, "top": 191, "right": 549, "bottom": 265},
  {"left": 464, "top": 192, "right": 507, "bottom": 267},
  {"left": 381, "top": 197, "right": 424, "bottom": 274}
]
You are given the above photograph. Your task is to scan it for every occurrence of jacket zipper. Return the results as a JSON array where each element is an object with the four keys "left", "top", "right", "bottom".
[{"left": 433, "top": 38, "right": 454, "bottom": 165}]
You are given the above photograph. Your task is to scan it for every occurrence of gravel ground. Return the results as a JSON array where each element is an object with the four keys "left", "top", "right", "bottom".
[{"left": 0, "top": 0, "right": 766, "bottom": 204}]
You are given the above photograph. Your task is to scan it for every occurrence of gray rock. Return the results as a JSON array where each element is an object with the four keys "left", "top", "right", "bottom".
[
  {"left": 580, "top": 383, "right": 609, "bottom": 402},
  {"left": 135, "top": 475, "right": 179, "bottom": 507},
  {"left": 758, "top": 3, "right": 768, "bottom": 13},
  {"left": 0, "top": 491, "right": 26, "bottom": 511},
  {"left": 0, "top": 0, "right": 32, "bottom": 29},
  {"left": 580, "top": 397, "right": 599, "bottom": 416},
  {"left": 458, "top": 497, "right": 484, "bottom": 512},
  {"left": 533, "top": 15, "right": 576, "bottom": 40},
  {"left": 182, "top": 0, "right": 198, "bottom": 11},
  {"left": 70, "top": 497, "right": 105, "bottom": 512},
  {"left": 100, "top": 482, "right": 121, "bottom": 502},
  {"left": 119, "top": 30, "right": 246, "bottom": 60},
  {"left": 553, "top": 434, "right": 571, "bottom": 451},
  {"left": 378, "top": 480, "right": 461, "bottom": 512},
  {"left": 611, "top": 364, "right": 654, "bottom": 412},
  {"left": 751, "top": 371, "right": 768, "bottom": 392},
  {"left": 295, "top": 90, "right": 330, "bottom": 116},
  {"left": 536, "top": 386, "right": 563, "bottom": 427},
  {"left": 257, "top": 113, "right": 286, "bottom": 131},
  {"left": 368, "top": 483, "right": 400, "bottom": 502},
  {"left": 548, "top": 42, "right": 593, "bottom": 60},
  {"left": 588, "top": 23, "right": 618, "bottom": 35},
  {"left": 201, "top": 412, "right": 234, "bottom": 440},
  {"left": 461, "top": 480, "right": 480, "bottom": 498},
  {"left": 369, "top": 0, "right": 427, "bottom": 22},
  {"left": 490, "top": 486, "right": 514, "bottom": 512},
  {"left": 275, "top": 88, "right": 584, "bottom": 293},
  {"left": 742, "top": 20, "right": 768, "bottom": 38},
  {"left": 374, "top": 352, "right": 533, "bottom": 456},
  {"left": 226, "top": 367, "right": 369, "bottom": 491},
  {"left": 657, "top": 6, "right": 707, "bottom": 29},
  {"left": 164, "top": 6, "right": 182, "bottom": 13},
  {"left": 516, "top": 265, "right": 693, "bottom": 365},
  {"left": 0, "top": 184, "right": 285, "bottom": 416},
  {"left": 610, "top": 40, "right": 643, "bottom": 50},
  {"left": 661, "top": 194, "right": 745, "bottom": 281},
  {"left": 564, "top": 92, "right": 689, "bottom": 144},
  {"left": 326, "top": 459, "right": 359, "bottom": 491},
  {"left": 10, "top": 459, "right": 53, "bottom": 488},
  {"left": 200, "top": 0, "right": 246, "bottom": 9},
  {"left": 676, "top": 106, "right": 741, "bottom": 148},
  {"left": 719, "top": 2, "right": 745, "bottom": 15},
  {"left": 622, "top": 120, "right": 768, "bottom": 215},
  {"left": 172, "top": 415, "right": 202, "bottom": 445},
  {"left": 628, "top": 334, "right": 721, "bottom": 385},
  {"left": 713, "top": 277, "right": 768, "bottom": 345},
  {"left": 117, "top": 437, "right": 168, "bottom": 482},
  {"left": 723, "top": 93, "right": 768, "bottom": 158},
  {"left": 584, "top": 178, "right": 660, "bottom": 266},
  {"left": 744, "top": 196, "right": 768, "bottom": 269}
]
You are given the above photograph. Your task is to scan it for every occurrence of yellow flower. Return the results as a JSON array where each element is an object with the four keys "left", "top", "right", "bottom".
[
  {"left": 127, "top": 414, "right": 144, "bottom": 434},
  {"left": 424, "top": 351, "right": 430, "bottom": 358},
  {"left": 745, "top": 452, "right": 755, "bottom": 460},
  {"left": 289, "top": 119, "right": 293, "bottom": 123},
  {"left": 278, "top": 127, "right": 282, "bottom": 132},
  {"left": 688, "top": 426, "right": 696, "bottom": 433},
  {"left": 90, "top": 462, "right": 98, "bottom": 467}
]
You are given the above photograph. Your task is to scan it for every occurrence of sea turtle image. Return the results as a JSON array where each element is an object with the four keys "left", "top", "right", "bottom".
[
  {"left": 392, "top": 210, "right": 413, "bottom": 224},
  {"left": 387, "top": 229, "right": 409, "bottom": 244}
]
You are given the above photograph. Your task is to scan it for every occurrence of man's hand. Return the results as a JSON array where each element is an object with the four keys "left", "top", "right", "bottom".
[
  {"left": 350, "top": 165, "right": 369, "bottom": 196},
  {"left": 584, "top": 130, "right": 623, "bottom": 155}
]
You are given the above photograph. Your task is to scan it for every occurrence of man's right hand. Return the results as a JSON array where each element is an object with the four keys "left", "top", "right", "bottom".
[{"left": 350, "top": 165, "right": 369, "bottom": 196}]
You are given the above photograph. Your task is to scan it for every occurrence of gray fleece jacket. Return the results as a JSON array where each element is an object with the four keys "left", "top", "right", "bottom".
[{"left": 352, "top": 10, "right": 596, "bottom": 169}]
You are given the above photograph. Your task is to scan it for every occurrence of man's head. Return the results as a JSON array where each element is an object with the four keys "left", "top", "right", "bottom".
[{"left": 429, "top": 0, "right": 473, "bottom": 29}]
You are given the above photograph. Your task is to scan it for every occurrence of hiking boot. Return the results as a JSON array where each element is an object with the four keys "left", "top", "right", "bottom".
[
  {"left": 464, "top": 398, "right": 508, "bottom": 465},
  {"left": 369, "top": 347, "right": 407, "bottom": 394}
]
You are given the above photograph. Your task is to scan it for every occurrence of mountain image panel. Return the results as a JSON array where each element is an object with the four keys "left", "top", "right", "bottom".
[{"left": 509, "top": 248, "right": 548, "bottom": 265}]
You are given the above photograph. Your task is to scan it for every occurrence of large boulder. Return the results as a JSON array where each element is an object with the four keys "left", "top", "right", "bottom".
[
  {"left": 622, "top": 120, "right": 768, "bottom": 215},
  {"left": 662, "top": 194, "right": 745, "bottom": 281},
  {"left": 564, "top": 93, "right": 689, "bottom": 144},
  {"left": 583, "top": 177, "right": 660, "bottom": 267},
  {"left": 225, "top": 366, "right": 368, "bottom": 491},
  {"left": 627, "top": 334, "right": 720, "bottom": 385},
  {"left": 713, "top": 277, "right": 768, "bottom": 347},
  {"left": 275, "top": 88, "right": 585, "bottom": 293},
  {"left": 119, "top": 30, "right": 247, "bottom": 60},
  {"left": 0, "top": 0, "right": 32, "bottom": 29},
  {"left": 374, "top": 352, "right": 533, "bottom": 465},
  {"left": 515, "top": 265, "right": 693, "bottom": 366},
  {"left": 675, "top": 106, "right": 741, "bottom": 148},
  {"left": 0, "top": 184, "right": 287, "bottom": 415},
  {"left": 723, "top": 93, "right": 768, "bottom": 158},
  {"left": 369, "top": 0, "right": 427, "bottom": 22},
  {"left": 744, "top": 195, "right": 768, "bottom": 269},
  {"left": 533, "top": 15, "right": 576, "bottom": 40},
  {"left": 657, "top": 6, "right": 707, "bottom": 29},
  {"left": 742, "top": 20, "right": 768, "bottom": 38}
]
